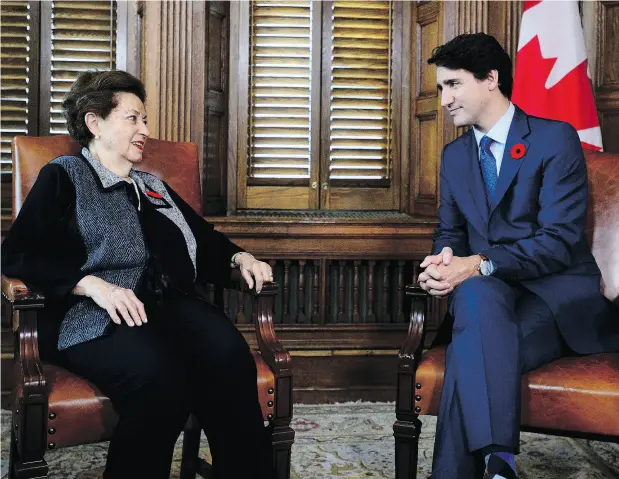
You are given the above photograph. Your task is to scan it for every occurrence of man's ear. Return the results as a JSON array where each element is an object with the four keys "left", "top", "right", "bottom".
[
  {"left": 486, "top": 69, "right": 500, "bottom": 92},
  {"left": 84, "top": 112, "right": 99, "bottom": 137}
]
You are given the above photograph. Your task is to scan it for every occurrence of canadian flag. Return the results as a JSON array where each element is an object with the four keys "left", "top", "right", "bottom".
[{"left": 512, "top": 0, "right": 603, "bottom": 151}]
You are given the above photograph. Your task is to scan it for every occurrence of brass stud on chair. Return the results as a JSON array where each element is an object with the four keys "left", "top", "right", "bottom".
[
  {"left": 49, "top": 412, "right": 56, "bottom": 420},
  {"left": 415, "top": 383, "right": 422, "bottom": 389},
  {"left": 267, "top": 413, "right": 273, "bottom": 420},
  {"left": 415, "top": 395, "right": 421, "bottom": 401},
  {"left": 48, "top": 427, "right": 56, "bottom": 435},
  {"left": 268, "top": 388, "right": 274, "bottom": 394},
  {"left": 414, "top": 406, "right": 421, "bottom": 413},
  {"left": 48, "top": 442, "right": 56, "bottom": 449},
  {"left": 267, "top": 401, "right": 274, "bottom": 407}
]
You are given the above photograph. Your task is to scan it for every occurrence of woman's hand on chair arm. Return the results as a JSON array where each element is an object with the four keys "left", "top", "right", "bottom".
[{"left": 232, "top": 253, "right": 274, "bottom": 294}]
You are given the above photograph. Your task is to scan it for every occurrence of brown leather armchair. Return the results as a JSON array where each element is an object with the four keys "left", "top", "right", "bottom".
[
  {"left": 2, "top": 135, "right": 295, "bottom": 479},
  {"left": 393, "top": 150, "right": 619, "bottom": 478}
]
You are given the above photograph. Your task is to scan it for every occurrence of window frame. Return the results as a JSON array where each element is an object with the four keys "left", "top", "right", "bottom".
[{"left": 229, "top": 0, "right": 412, "bottom": 213}]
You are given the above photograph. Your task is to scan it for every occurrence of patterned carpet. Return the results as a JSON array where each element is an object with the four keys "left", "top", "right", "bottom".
[{"left": 2, "top": 403, "right": 618, "bottom": 478}]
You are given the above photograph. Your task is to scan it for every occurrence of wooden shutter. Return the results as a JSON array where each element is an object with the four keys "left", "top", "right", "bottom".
[
  {"left": 320, "top": 0, "right": 399, "bottom": 210},
  {"left": 248, "top": 0, "right": 312, "bottom": 182},
  {"left": 242, "top": 0, "right": 319, "bottom": 209},
  {"left": 328, "top": 0, "right": 392, "bottom": 182},
  {"left": 43, "top": 0, "right": 117, "bottom": 135},
  {"left": 0, "top": 1, "right": 38, "bottom": 218},
  {"left": 239, "top": 0, "right": 400, "bottom": 211}
]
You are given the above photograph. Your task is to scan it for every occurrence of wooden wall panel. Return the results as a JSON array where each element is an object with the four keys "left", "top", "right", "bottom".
[
  {"left": 202, "top": 2, "right": 229, "bottom": 215},
  {"left": 486, "top": 1, "right": 521, "bottom": 65},
  {"left": 419, "top": 21, "right": 439, "bottom": 96},
  {"left": 600, "top": 113, "right": 619, "bottom": 153},
  {"left": 142, "top": 1, "right": 230, "bottom": 213},
  {"left": 599, "top": 2, "right": 619, "bottom": 87},
  {"left": 457, "top": 0, "right": 487, "bottom": 34},
  {"left": 142, "top": 1, "right": 194, "bottom": 142},
  {"left": 410, "top": 1, "right": 453, "bottom": 217},
  {"left": 418, "top": 115, "right": 439, "bottom": 200},
  {"left": 204, "top": 112, "right": 225, "bottom": 204},
  {"left": 596, "top": 1, "right": 619, "bottom": 153}
]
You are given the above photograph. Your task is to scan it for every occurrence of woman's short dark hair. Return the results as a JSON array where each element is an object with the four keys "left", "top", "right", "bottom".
[
  {"left": 62, "top": 70, "right": 146, "bottom": 147},
  {"left": 428, "top": 33, "right": 513, "bottom": 99}
]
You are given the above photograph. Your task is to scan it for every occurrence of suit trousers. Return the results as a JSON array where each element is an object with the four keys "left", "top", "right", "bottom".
[
  {"left": 58, "top": 294, "right": 273, "bottom": 479},
  {"left": 431, "top": 276, "right": 569, "bottom": 479}
]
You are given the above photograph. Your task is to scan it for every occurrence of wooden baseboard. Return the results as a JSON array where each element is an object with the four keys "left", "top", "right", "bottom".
[
  {"left": 288, "top": 353, "right": 399, "bottom": 404},
  {"left": 293, "top": 387, "right": 395, "bottom": 404}
]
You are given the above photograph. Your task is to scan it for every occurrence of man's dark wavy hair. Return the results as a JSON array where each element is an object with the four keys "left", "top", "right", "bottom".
[
  {"left": 62, "top": 70, "right": 146, "bottom": 147},
  {"left": 428, "top": 33, "right": 513, "bottom": 99}
]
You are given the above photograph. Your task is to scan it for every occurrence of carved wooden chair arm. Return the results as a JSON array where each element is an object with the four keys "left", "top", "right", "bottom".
[
  {"left": 1, "top": 274, "right": 47, "bottom": 401},
  {"left": 225, "top": 270, "right": 291, "bottom": 376},
  {"left": 399, "top": 284, "right": 430, "bottom": 364},
  {"left": 251, "top": 281, "right": 292, "bottom": 378},
  {"left": 1, "top": 275, "right": 46, "bottom": 306}
]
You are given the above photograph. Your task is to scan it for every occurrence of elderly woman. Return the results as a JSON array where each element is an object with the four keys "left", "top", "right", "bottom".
[{"left": 2, "top": 70, "right": 275, "bottom": 479}]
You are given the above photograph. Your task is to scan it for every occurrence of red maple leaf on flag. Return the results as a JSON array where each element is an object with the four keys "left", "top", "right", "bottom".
[
  {"left": 512, "top": 0, "right": 603, "bottom": 151},
  {"left": 513, "top": 36, "right": 599, "bottom": 133}
]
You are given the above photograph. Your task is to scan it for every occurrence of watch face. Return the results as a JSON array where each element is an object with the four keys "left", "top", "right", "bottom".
[{"left": 480, "top": 260, "right": 491, "bottom": 276}]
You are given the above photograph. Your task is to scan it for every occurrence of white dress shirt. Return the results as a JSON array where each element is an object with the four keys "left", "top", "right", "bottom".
[
  {"left": 470, "top": 102, "right": 516, "bottom": 275},
  {"left": 472, "top": 102, "right": 516, "bottom": 175}
]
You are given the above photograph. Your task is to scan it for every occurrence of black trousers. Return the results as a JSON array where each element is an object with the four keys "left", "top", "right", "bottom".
[{"left": 58, "top": 294, "right": 273, "bottom": 479}]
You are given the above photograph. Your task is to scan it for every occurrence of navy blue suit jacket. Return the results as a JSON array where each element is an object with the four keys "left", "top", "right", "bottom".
[{"left": 433, "top": 106, "right": 618, "bottom": 354}]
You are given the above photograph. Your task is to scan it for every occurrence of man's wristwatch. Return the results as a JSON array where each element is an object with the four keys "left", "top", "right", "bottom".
[{"left": 477, "top": 253, "right": 492, "bottom": 276}]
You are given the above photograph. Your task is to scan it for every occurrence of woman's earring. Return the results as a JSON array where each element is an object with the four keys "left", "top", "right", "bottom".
[{"left": 95, "top": 135, "right": 100, "bottom": 140}]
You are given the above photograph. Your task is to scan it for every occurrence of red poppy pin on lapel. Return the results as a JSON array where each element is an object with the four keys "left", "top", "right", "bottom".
[
  {"left": 146, "top": 191, "right": 163, "bottom": 199},
  {"left": 510, "top": 143, "right": 526, "bottom": 160}
]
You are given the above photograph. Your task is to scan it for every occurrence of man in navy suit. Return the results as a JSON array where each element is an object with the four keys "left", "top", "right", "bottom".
[{"left": 417, "top": 33, "right": 619, "bottom": 479}]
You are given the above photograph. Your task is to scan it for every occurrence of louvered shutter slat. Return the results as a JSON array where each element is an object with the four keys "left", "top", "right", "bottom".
[
  {"left": 254, "top": 107, "right": 309, "bottom": 118},
  {"left": 253, "top": 118, "right": 309, "bottom": 128},
  {"left": 50, "top": 0, "right": 117, "bottom": 134},
  {"left": 332, "top": 78, "right": 388, "bottom": 89},
  {"left": 54, "top": 1, "right": 115, "bottom": 11},
  {"left": 336, "top": 1, "right": 390, "bottom": 10},
  {"left": 53, "top": 30, "right": 114, "bottom": 40},
  {"left": 253, "top": 87, "right": 308, "bottom": 98},
  {"left": 331, "top": 119, "right": 386, "bottom": 129},
  {"left": 328, "top": 1, "right": 392, "bottom": 182}
]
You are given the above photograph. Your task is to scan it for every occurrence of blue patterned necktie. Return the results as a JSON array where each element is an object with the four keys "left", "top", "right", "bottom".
[{"left": 479, "top": 135, "right": 497, "bottom": 201}]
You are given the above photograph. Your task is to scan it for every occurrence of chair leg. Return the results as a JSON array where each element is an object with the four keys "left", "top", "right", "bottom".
[
  {"left": 271, "top": 425, "right": 295, "bottom": 479},
  {"left": 9, "top": 418, "right": 16, "bottom": 479},
  {"left": 10, "top": 406, "right": 49, "bottom": 479},
  {"left": 180, "top": 424, "right": 201, "bottom": 479},
  {"left": 393, "top": 417, "right": 422, "bottom": 479}
]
